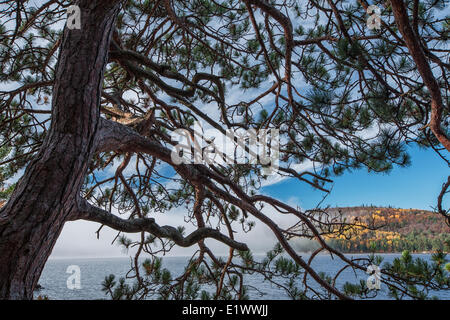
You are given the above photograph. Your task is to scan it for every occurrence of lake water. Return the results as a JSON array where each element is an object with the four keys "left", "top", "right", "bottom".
[{"left": 36, "top": 253, "right": 450, "bottom": 300}]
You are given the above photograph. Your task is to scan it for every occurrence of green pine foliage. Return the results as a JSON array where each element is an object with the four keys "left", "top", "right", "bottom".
[{"left": 1, "top": 0, "right": 449, "bottom": 300}]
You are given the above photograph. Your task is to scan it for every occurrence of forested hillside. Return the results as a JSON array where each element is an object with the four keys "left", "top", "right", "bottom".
[{"left": 325, "top": 207, "right": 450, "bottom": 253}]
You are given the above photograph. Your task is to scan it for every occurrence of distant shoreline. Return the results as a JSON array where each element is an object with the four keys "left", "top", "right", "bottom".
[
  {"left": 304, "top": 250, "right": 449, "bottom": 255},
  {"left": 48, "top": 251, "right": 448, "bottom": 260},
  {"left": 332, "top": 251, "right": 449, "bottom": 254}
]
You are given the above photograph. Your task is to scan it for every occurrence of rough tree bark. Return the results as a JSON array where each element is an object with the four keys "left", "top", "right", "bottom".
[
  {"left": 0, "top": 0, "right": 121, "bottom": 299},
  {"left": 0, "top": 1, "right": 248, "bottom": 299},
  {"left": 5, "top": 0, "right": 445, "bottom": 301}
]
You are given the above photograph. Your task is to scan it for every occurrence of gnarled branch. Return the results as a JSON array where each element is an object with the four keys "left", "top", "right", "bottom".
[
  {"left": 391, "top": 0, "right": 450, "bottom": 152},
  {"left": 73, "top": 198, "right": 249, "bottom": 251}
]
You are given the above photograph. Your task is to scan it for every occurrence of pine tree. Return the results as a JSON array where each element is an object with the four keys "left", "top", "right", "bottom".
[{"left": 0, "top": 0, "right": 448, "bottom": 299}]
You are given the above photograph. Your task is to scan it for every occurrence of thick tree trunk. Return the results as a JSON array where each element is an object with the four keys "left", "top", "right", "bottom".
[{"left": 0, "top": 1, "right": 120, "bottom": 299}]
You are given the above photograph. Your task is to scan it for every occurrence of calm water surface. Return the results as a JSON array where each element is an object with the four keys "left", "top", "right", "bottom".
[{"left": 36, "top": 253, "right": 450, "bottom": 300}]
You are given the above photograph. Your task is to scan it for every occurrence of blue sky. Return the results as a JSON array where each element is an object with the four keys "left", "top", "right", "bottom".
[
  {"left": 263, "top": 145, "right": 450, "bottom": 211},
  {"left": 52, "top": 144, "right": 450, "bottom": 258}
]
